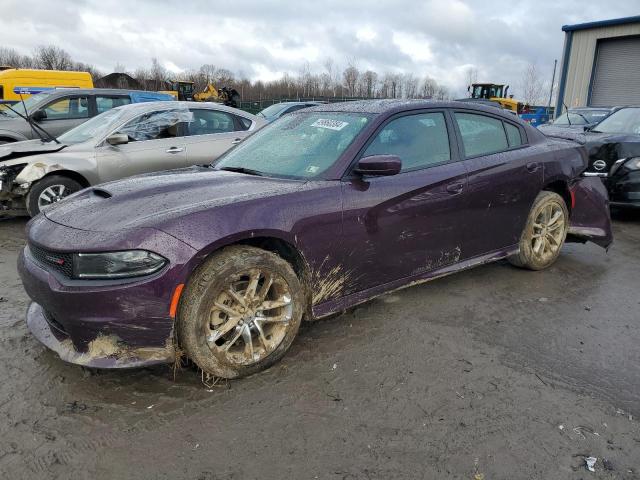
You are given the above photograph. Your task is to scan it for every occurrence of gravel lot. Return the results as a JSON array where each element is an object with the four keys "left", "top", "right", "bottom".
[{"left": 1, "top": 212, "right": 639, "bottom": 480}]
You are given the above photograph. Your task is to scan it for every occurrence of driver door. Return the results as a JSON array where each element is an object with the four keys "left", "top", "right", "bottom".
[
  {"left": 33, "top": 95, "right": 90, "bottom": 138},
  {"left": 340, "top": 110, "right": 469, "bottom": 296},
  {"left": 96, "top": 109, "right": 188, "bottom": 182}
]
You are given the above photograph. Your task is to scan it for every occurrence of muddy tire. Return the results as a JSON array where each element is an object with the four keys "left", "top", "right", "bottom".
[
  {"left": 178, "top": 245, "right": 305, "bottom": 379},
  {"left": 509, "top": 191, "right": 569, "bottom": 270},
  {"left": 26, "top": 175, "right": 83, "bottom": 217}
]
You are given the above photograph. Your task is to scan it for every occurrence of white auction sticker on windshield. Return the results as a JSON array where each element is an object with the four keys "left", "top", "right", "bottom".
[{"left": 311, "top": 119, "right": 349, "bottom": 131}]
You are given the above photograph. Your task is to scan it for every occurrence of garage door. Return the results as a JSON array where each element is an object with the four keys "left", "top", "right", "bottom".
[{"left": 590, "top": 36, "right": 640, "bottom": 106}]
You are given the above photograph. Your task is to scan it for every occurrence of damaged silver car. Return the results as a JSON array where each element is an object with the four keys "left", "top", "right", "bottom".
[{"left": 0, "top": 101, "right": 265, "bottom": 216}]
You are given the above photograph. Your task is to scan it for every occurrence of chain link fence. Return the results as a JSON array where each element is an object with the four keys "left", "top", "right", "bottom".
[{"left": 236, "top": 96, "right": 372, "bottom": 114}]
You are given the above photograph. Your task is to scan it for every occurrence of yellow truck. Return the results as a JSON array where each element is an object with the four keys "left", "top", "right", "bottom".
[{"left": 0, "top": 68, "right": 93, "bottom": 103}]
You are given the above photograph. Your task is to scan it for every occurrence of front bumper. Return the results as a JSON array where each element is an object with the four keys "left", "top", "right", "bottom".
[
  {"left": 18, "top": 217, "right": 197, "bottom": 368},
  {"left": 607, "top": 168, "right": 640, "bottom": 208},
  {"left": 26, "top": 302, "right": 174, "bottom": 368}
]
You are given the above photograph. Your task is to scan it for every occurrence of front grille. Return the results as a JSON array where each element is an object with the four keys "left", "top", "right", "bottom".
[{"left": 28, "top": 243, "right": 74, "bottom": 278}]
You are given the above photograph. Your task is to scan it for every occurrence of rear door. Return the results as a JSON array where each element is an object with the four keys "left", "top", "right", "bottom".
[
  {"left": 96, "top": 108, "right": 188, "bottom": 182},
  {"left": 184, "top": 108, "right": 253, "bottom": 165},
  {"left": 340, "top": 110, "right": 468, "bottom": 295},
  {"left": 452, "top": 110, "right": 544, "bottom": 258}
]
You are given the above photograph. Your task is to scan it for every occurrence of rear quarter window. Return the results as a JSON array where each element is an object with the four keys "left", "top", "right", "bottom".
[
  {"left": 455, "top": 112, "right": 508, "bottom": 157},
  {"left": 504, "top": 122, "right": 524, "bottom": 147}
]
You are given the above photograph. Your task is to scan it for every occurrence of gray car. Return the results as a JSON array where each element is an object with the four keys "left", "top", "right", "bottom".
[
  {"left": 0, "top": 88, "right": 175, "bottom": 144},
  {"left": 0, "top": 101, "right": 265, "bottom": 216}
]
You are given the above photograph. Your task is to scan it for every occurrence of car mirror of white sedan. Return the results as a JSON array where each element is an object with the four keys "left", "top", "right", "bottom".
[{"left": 106, "top": 133, "right": 129, "bottom": 146}]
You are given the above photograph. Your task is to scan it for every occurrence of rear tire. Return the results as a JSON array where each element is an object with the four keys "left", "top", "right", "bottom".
[
  {"left": 509, "top": 191, "right": 569, "bottom": 270},
  {"left": 178, "top": 246, "right": 305, "bottom": 379},
  {"left": 26, "top": 175, "right": 83, "bottom": 217}
]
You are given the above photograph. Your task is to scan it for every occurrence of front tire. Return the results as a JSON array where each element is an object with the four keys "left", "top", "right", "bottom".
[
  {"left": 509, "top": 191, "right": 569, "bottom": 270},
  {"left": 178, "top": 246, "right": 305, "bottom": 379},
  {"left": 26, "top": 175, "right": 83, "bottom": 217}
]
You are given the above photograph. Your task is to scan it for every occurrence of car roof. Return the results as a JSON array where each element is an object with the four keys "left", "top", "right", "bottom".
[
  {"left": 305, "top": 99, "right": 519, "bottom": 118},
  {"left": 36, "top": 88, "right": 166, "bottom": 96},
  {"left": 110, "top": 100, "right": 258, "bottom": 119}
]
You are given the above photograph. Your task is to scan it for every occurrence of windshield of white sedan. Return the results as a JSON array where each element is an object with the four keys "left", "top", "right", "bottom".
[
  {"left": 592, "top": 108, "right": 640, "bottom": 134},
  {"left": 215, "top": 112, "right": 372, "bottom": 178},
  {"left": 58, "top": 108, "right": 126, "bottom": 144}
]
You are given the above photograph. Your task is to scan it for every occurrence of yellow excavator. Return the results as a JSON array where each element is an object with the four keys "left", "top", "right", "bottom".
[
  {"left": 160, "top": 81, "right": 240, "bottom": 107},
  {"left": 468, "top": 83, "right": 523, "bottom": 113}
]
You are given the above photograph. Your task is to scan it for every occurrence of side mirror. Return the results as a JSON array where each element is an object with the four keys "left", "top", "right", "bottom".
[
  {"left": 106, "top": 133, "right": 129, "bottom": 146},
  {"left": 354, "top": 155, "right": 402, "bottom": 176},
  {"left": 31, "top": 109, "right": 46, "bottom": 122}
]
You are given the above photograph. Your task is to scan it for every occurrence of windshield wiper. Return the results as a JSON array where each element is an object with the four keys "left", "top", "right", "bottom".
[
  {"left": 4, "top": 103, "right": 60, "bottom": 144},
  {"left": 218, "top": 166, "right": 264, "bottom": 176}
]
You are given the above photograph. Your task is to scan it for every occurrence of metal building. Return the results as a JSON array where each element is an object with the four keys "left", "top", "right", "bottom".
[{"left": 556, "top": 15, "right": 640, "bottom": 115}]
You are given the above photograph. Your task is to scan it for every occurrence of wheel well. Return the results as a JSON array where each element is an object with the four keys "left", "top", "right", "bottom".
[
  {"left": 543, "top": 181, "right": 571, "bottom": 212},
  {"left": 40, "top": 170, "right": 90, "bottom": 188},
  {"left": 234, "top": 236, "right": 309, "bottom": 281}
]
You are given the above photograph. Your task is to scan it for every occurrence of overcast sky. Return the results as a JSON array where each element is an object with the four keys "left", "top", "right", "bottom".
[{"left": 1, "top": 0, "right": 638, "bottom": 96}]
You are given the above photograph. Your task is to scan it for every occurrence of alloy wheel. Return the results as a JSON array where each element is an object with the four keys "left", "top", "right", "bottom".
[
  {"left": 531, "top": 202, "right": 565, "bottom": 263},
  {"left": 38, "top": 185, "right": 69, "bottom": 209},
  {"left": 205, "top": 268, "right": 293, "bottom": 366}
]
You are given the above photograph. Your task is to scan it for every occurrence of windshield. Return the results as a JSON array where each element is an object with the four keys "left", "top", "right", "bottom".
[
  {"left": 58, "top": 107, "right": 127, "bottom": 144},
  {"left": 215, "top": 111, "right": 372, "bottom": 179},
  {"left": 0, "top": 92, "right": 53, "bottom": 117},
  {"left": 592, "top": 108, "right": 640, "bottom": 134},
  {"left": 553, "top": 112, "right": 588, "bottom": 125},
  {"left": 257, "top": 103, "right": 291, "bottom": 118}
]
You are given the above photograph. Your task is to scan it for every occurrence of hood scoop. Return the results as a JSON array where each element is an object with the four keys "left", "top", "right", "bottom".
[{"left": 91, "top": 188, "right": 112, "bottom": 199}]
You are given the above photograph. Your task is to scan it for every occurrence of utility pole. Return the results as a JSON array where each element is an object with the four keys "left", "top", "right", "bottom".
[{"left": 547, "top": 59, "right": 557, "bottom": 115}]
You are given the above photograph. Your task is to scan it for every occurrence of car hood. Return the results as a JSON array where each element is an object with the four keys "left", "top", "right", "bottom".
[
  {"left": 43, "top": 166, "right": 307, "bottom": 232},
  {"left": 541, "top": 129, "right": 640, "bottom": 173},
  {"left": 0, "top": 139, "right": 69, "bottom": 162}
]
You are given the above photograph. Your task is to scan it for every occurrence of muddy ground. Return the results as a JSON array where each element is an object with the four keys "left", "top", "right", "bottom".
[{"left": 1, "top": 213, "right": 639, "bottom": 480}]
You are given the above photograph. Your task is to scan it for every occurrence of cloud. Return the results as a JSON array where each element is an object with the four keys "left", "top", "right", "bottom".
[{"left": 1, "top": 0, "right": 638, "bottom": 97}]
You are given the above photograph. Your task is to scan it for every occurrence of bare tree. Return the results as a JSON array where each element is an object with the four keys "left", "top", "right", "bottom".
[
  {"left": 420, "top": 76, "right": 438, "bottom": 98},
  {"left": 402, "top": 73, "right": 419, "bottom": 99},
  {"left": 33, "top": 45, "right": 73, "bottom": 70},
  {"left": 342, "top": 62, "right": 360, "bottom": 97},
  {"left": 464, "top": 66, "right": 478, "bottom": 92},
  {"left": 0, "top": 47, "right": 33, "bottom": 68},
  {"left": 360, "top": 70, "right": 378, "bottom": 98},
  {"left": 519, "top": 63, "right": 545, "bottom": 105}
]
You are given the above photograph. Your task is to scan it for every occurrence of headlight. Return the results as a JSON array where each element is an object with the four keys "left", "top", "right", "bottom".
[
  {"left": 72, "top": 250, "right": 167, "bottom": 279},
  {"left": 625, "top": 157, "right": 640, "bottom": 170}
]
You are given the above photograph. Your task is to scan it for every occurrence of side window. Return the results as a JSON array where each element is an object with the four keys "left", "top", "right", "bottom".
[
  {"left": 504, "top": 122, "right": 523, "bottom": 147},
  {"left": 363, "top": 112, "right": 451, "bottom": 172},
  {"left": 235, "top": 115, "right": 253, "bottom": 131},
  {"left": 187, "top": 109, "right": 236, "bottom": 136},
  {"left": 96, "top": 96, "right": 132, "bottom": 114},
  {"left": 455, "top": 112, "right": 508, "bottom": 157},
  {"left": 43, "top": 96, "right": 89, "bottom": 120},
  {"left": 117, "top": 109, "right": 190, "bottom": 141}
]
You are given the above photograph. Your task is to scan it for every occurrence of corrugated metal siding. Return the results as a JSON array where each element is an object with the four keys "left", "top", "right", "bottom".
[
  {"left": 561, "top": 23, "right": 640, "bottom": 108},
  {"left": 590, "top": 36, "right": 640, "bottom": 106}
]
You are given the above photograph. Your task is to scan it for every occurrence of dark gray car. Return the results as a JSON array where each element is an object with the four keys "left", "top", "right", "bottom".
[
  {"left": 257, "top": 101, "right": 326, "bottom": 122},
  {"left": 0, "top": 88, "right": 174, "bottom": 143}
]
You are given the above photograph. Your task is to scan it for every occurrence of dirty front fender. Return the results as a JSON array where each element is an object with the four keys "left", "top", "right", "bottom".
[{"left": 567, "top": 177, "right": 613, "bottom": 249}]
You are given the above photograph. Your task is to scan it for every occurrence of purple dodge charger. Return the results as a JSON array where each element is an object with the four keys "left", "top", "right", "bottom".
[{"left": 18, "top": 100, "right": 613, "bottom": 378}]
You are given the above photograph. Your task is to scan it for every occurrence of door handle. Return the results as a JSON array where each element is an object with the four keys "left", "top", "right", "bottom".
[
  {"left": 231, "top": 138, "right": 242, "bottom": 145},
  {"left": 446, "top": 182, "right": 464, "bottom": 194},
  {"left": 526, "top": 162, "right": 540, "bottom": 173},
  {"left": 166, "top": 147, "right": 184, "bottom": 154}
]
